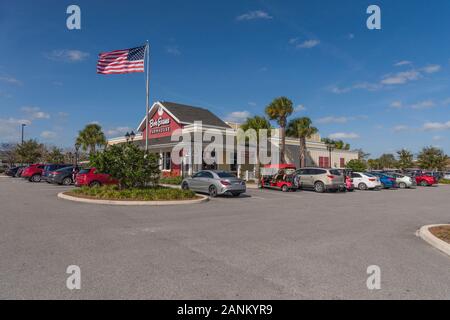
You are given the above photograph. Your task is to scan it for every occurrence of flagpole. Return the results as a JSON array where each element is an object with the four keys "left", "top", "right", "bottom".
[{"left": 145, "top": 40, "right": 150, "bottom": 152}]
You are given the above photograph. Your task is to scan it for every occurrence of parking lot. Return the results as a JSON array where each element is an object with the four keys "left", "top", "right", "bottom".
[{"left": 0, "top": 177, "right": 449, "bottom": 299}]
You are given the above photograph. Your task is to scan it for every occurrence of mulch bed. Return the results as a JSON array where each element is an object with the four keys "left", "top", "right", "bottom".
[{"left": 429, "top": 225, "right": 450, "bottom": 244}]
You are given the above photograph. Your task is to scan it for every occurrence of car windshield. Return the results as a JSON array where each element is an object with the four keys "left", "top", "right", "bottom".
[
  {"left": 44, "top": 165, "right": 57, "bottom": 171},
  {"left": 329, "top": 170, "right": 342, "bottom": 175},
  {"left": 216, "top": 172, "right": 236, "bottom": 178},
  {"left": 56, "top": 166, "right": 73, "bottom": 172}
]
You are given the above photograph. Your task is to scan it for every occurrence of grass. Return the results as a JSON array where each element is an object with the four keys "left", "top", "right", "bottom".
[
  {"left": 159, "top": 176, "right": 183, "bottom": 185},
  {"left": 438, "top": 179, "right": 450, "bottom": 184},
  {"left": 429, "top": 225, "right": 450, "bottom": 244},
  {"left": 68, "top": 185, "right": 197, "bottom": 201}
]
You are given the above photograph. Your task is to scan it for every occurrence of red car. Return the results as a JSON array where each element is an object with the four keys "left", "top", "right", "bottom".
[
  {"left": 259, "top": 164, "right": 298, "bottom": 192},
  {"left": 21, "top": 164, "right": 45, "bottom": 182},
  {"left": 415, "top": 174, "right": 437, "bottom": 187},
  {"left": 75, "top": 168, "right": 118, "bottom": 187}
]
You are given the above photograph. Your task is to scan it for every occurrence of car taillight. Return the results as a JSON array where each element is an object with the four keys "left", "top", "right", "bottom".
[
  {"left": 220, "top": 180, "right": 231, "bottom": 186},
  {"left": 389, "top": 178, "right": 395, "bottom": 182},
  {"left": 327, "top": 175, "right": 335, "bottom": 179},
  {"left": 369, "top": 178, "right": 376, "bottom": 181},
  {"left": 52, "top": 171, "right": 60, "bottom": 175}
]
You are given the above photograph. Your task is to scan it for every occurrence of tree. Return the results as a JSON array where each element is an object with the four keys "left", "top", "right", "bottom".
[
  {"left": 45, "top": 147, "right": 65, "bottom": 163},
  {"left": 287, "top": 117, "right": 318, "bottom": 168},
  {"left": 396, "top": 149, "right": 414, "bottom": 170},
  {"left": 265, "top": 97, "right": 293, "bottom": 163},
  {"left": 378, "top": 153, "right": 397, "bottom": 169},
  {"left": 240, "top": 116, "right": 272, "bottom": 180},
  {"left": 417, "top": 146, "right": 448, "bottom": 171},
  {"left": 89, "top": 143, "right": 160, "bottom": 189},
  {"left": 346, "top": 159, "right": 368, "bottom": 172},
  {"left": 76, "top": 124, "right": 106, "bottom": 155},
  {"left": 321, "top": 138, "right": 350, "bottom": 150},
  {"left": 355, "top": 148, "right": 370, "bottom": 161},
  {"left": 0, "top": 143, "right": 18, "bottom": 167},
  {"left": 15, "top": 139, "right": 45, "bottom": 164},
  {"left": 367, "top": 159, "right": 381, "bottom": 170}
]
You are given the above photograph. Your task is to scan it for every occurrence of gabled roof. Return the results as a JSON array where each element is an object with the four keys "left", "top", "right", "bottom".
[{"left": 137, "top": 101, "right": 231, "bottom": 131}]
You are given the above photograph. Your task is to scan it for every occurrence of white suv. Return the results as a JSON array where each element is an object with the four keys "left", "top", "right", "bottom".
[{"left": 351, "top": 172, "right": 382, "bottom": 190}]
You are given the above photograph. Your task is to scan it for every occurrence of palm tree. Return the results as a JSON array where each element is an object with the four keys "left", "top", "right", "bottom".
[
  {"left": 76, "top": 124, "right": 107, "bottom": 155},
  {"left": 265, "top": 97, "right": 293, "bottom": 163},
  {"left": 286, "top": 117, "right": 318, "bottom": 168},
  {"left": 241, "top": 116, "right": 272, "bottom": 180}
]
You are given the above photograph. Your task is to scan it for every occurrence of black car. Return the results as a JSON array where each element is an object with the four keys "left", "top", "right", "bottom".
[
  {"left": 47, "top": 166, "right": 75, "bottom": 185},
  {"left": 42, "top": 164, "right": 72, "bottom": 182},
  {"left": 5, "top": 166, "right": 25, "bottom": 177}
]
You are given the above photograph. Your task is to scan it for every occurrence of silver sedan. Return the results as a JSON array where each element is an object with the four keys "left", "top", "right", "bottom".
[{"left": 181, "top": 170, "right": 246, "bottom": 197}]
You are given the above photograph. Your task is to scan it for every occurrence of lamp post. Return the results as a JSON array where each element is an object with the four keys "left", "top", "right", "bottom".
[
  {"left": 125, "top": 132, "right": 131, "bottom": 143},
  {"left": 326, "top": 144, "right": 335, "bottom": 168},
  {"left": 21, "top": 123, "right": 26, "bottom": 144},
  {"left": 75, "top": 142, "right": 80, "bottom": 167},
  {"left": 129, "top": 131, "right": 136, "bottom": 142}
]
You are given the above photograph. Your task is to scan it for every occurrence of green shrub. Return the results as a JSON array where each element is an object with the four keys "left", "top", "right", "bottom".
[
  {"left": 159, "top": 176, "right": 183, "bottom": 185},
  {"left": 439, "top": 179, "right": 450, "bottom": 184},
  {"left": 70, "top": 185, "right": 196, "bottom": 201}
]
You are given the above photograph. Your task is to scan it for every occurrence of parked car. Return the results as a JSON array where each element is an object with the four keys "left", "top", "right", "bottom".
[
  {"left": 384, "top": 172, "right": 416, "bottom": 189},
  {"left": 295, "top": 167, "right": 345, "bottom": 193},
  {"left": 15, "top": 166, "right": 26, "bottom": 177},
  {"left": 5, "top": 166, "right": 25, "bottom": 177},
  {"left": 368, "top": 172, "right": 397, "bottom": 189},
  {"left": 259, "top": 164, "right": 298, "bottom": 192},
  {"left": 414, "top": 173, "right": 437, "bottom": 187},
  {"left": 21, "top": 164, "right": 45, "bottom": 182},
  {"left": 75, "top": 168, "right": 118, "bottom": 187},
  {"left": 47, "top": 166, "right": 75, "bottom": 185},
  {"left": 181, "top": 170, "right": 246, "bottom": 197},
  {"left": 42, "top": 164, "right": 72, "bottom": 182},
  {"left": 423, "top": 171, "right": 444, "bottom": 181},
  {"left": 444, "top": 172, "right": 450, "bottom": 180},
  {"left": 350, "top": 172, "right": 382, "bottom": 190}
]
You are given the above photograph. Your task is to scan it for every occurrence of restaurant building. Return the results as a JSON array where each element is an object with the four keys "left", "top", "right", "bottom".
[{"left": 108, "top": 101, "right": 359, "bottom": 179}]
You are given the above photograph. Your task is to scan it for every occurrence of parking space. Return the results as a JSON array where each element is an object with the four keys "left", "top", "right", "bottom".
[{"left": 1, "top": 177, "right": 450, "bottom": 299}]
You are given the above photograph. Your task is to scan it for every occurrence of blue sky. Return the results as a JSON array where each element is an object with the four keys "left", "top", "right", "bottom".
[{"left": 0, "top": 0, "right": 449, "bottom": 157}]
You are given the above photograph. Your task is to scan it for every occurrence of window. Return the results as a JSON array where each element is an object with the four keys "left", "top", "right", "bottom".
[
  {"left": 329, "top": 169, "right": 342, "bottom": 176},
  {"left": 352, "top": 173, "right": 362, "bottom": 178},
  {"left": 217, "top": 171, "right": 236, "bottom": 178},
  {"left": 319, "top": 156, "right": 330, "bottom": 168},
  {"left": 312, "top": 169, "right": 327, "bottom": 175},
  {"left": 340, "top": 158, "right": 345, "bottom": 168},
  {"left": 204, "top": 172, "right": 214, "bottom": 179},
  {"left": 162, "top": 152, "right": 171, "bottom": 170}
]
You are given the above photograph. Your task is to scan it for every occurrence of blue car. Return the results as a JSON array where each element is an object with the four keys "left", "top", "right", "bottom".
[{"left": 367, "top": 172, "right": 397, "bottom": 189}]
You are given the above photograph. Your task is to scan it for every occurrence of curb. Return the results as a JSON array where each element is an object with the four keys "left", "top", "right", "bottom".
[
  {"left": 57, "top": 192, "right": 209, "bottom": 206},
  {"left": 418, "top": 224, "right": 450, "bottom": 257}
]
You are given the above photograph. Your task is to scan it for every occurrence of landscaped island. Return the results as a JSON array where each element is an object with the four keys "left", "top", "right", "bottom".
[{"left": 68, "top": 185, "right": 197, "bottom": 201}]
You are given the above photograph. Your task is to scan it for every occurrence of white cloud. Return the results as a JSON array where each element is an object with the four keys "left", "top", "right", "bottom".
[
  {"left": 296, "top": 39, "right": 320, "bottom": 49},
  {"left": 236, "top": 10, "right": 272, "bottom": 21},
  {"left": 390, "top": 101, "right": 403, "bottom": 109},
  {"left": 40, "top": 131, "right": 57, "bottom": 139},
  {"left": 393, "top": 125, "right": 409, "bottom": 132},
  {"left": 394, "top": 60, "right": 412, "bottom": 67},
  {"left": 57, "top": 112, "right": 69, "bottom": 117},
  {"left": 433, "top": 135, "right": 443, "bottom": 141},
  {"left": 0, "top": 76, "right": 22, "bottom": 86},
  {"left": 248, "top": 102, "right": 257, "bottom": 107},
  {"left": 0, "top": 118, "right": 31, "bottom": 141},
  {"left": 330, "top": 82, "right": 381, "bottom": 94},
  {"left": 442, "top": 98, "right": 450, "bottom": 106},
  {"left": 21, "top": 106, "right": 50, "bottom": 119},
  {"left": 410, "top": 100, "right": 435, "bottom": 110},
  {"left": 294, "top": 104, "right": 306, "bottom": 112},
  {"left": 225, "top": 111, "right": 251, "bottom": 122},
  {"left": 381, "top": 70, "right": 421, "bottom": 85},
  {"left": 166, "top": 46, "right": 181, "bottom": 56},
  {"left": 106, "top": 126, "right": 133, "bottom": 137},
  {"left": 45, "top": 49, "right": 89, "bottom": 62},
  {"left": 317, "top": 116, "right": 349, "bottom": 124},
  {"left": 421, "top": 64, "right": 441, "bottom": 74},
  {"left": 328, "top": 132, "right": 359, "bottom": 139},
  {"left": 423, "top": 121, "right": 450, "bottom": 131}
]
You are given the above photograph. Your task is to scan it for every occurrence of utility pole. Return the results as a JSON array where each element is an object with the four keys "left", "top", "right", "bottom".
[{"left": 21, "top": 123, "right": 26, "bottom": 144}]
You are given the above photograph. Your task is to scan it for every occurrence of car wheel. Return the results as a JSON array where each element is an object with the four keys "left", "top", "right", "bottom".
[
  {"left": 231, "top": 192, "right": 241, "bottom": 197},
  {"left": 314, "top": 182, "right": 325, "bottom": 193},
  {"left": 31, "top": 174, "right": 41, "bottom": 182},
  {"left": 89, "top": 181, "right": 101, "bottom": 187},
  {"left": 399, "top": 182, "right": 407, "bottom": 189},
  {"left": 62, "top": 177, "right": 72, "bottom": 186},
  {"left": 358, "top": 183, "right": 368, "bottom": 191},
  {"left": 420, "top": 180, "right": 428, "bottom": 187},
  {"left": 281, "top": 185, "right": 289, "bottom": 192},
  {"left": 209, "top": 185, "right": 218, "bottom": 197},
  {"left": 181, "top": 182, "right": 189, "bottom": 190}
]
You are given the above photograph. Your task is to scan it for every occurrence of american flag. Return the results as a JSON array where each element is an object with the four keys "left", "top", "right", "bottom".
[{"left": 97, "top": 45, "right": 146, "bottom": 74}]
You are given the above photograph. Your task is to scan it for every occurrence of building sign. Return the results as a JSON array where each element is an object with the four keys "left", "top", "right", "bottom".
[{"left": 145, "top": 106, "right": 182, "bottom": 138}]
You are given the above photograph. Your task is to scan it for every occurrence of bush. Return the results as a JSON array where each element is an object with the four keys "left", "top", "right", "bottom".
[
  {"left": 89, "top": 143, "right": 160, "bottom": 189},
  {"left": 346, "top": 159, "right": 367, "bottom": 172},
  {"left": 160, "top": 176, "right": 183, "bottom": 185},
  {"left": 71, "top": 185, "right": 196, "bottom": 201},
  {"left": 439, "top": 179, "right": 450, "bottom": 184}
]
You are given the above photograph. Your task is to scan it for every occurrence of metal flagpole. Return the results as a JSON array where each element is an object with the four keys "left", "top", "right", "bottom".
[{"left": 145, "top": 40, "right": 150, "bottom": 152}]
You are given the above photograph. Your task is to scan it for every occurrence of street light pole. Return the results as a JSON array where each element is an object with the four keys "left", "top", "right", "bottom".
[
  {"left": 326, "top": 144, "right": 335, "bottom": 168},
  {"left": 21, "top": 123, "right": 26, "bottom": 144}
]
